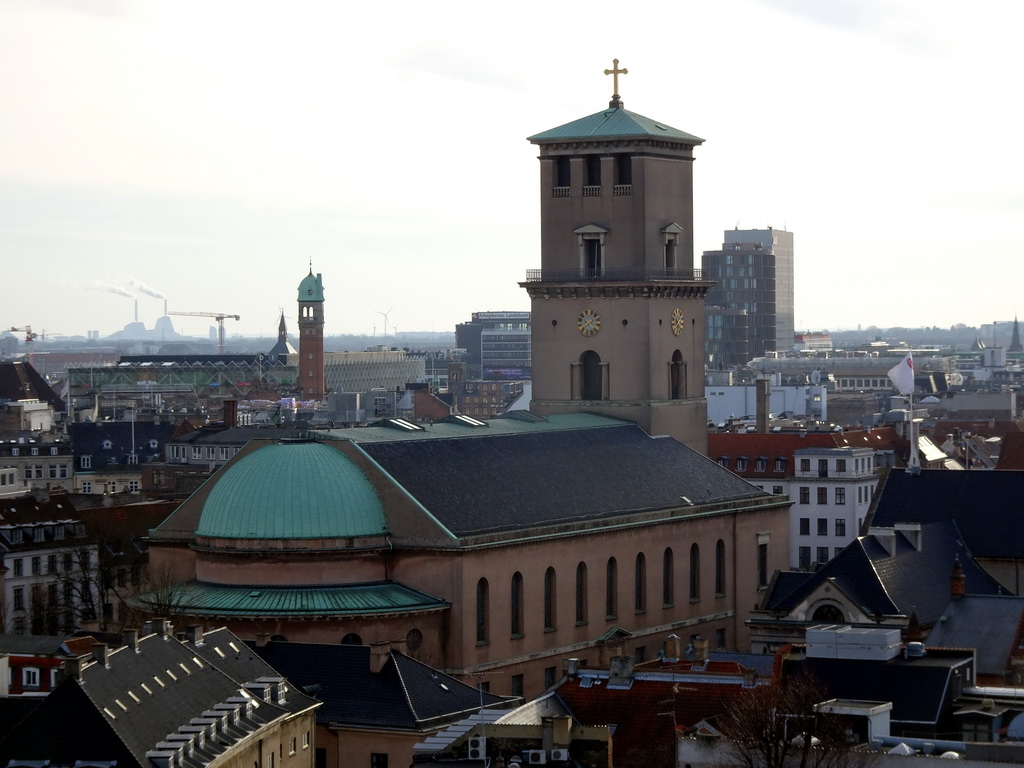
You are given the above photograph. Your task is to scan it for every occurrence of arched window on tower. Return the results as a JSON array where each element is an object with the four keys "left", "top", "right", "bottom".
[
  {"left": 670, "top": 350, "right": 686, "bottom": 400},
  {"left": 581, "top": 351, "right": 603, "bottom": 401}
]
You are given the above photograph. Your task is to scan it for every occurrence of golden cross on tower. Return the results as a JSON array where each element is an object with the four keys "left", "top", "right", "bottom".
[{"left": 604, "top": 58, "right": 628, "bottom": 106}]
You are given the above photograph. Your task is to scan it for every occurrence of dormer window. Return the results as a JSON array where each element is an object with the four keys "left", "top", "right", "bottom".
[
  {"left": 80, "top": 455, "right": 92, "bottom": 469},
  {"left": 736, "top": 456, "right": 748, "bottom": 472},
  {"left": 102, "top": 440, "right": 113, "bottom": 450},
  {"left": 718, "top": 456, "right": 729, "bottom": 468},
  {"left": 149, "top": 439, "right": 159, "bottom": 450},
  {"left": 754, "top": 457, "right": 767, "bottom": 472}
]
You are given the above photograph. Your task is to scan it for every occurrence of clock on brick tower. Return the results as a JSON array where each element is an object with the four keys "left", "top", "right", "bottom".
[
  {"left": 520, "top": 64, "right": 714, "bottom": 452},
  {"left": 297, "top": 269, "right": 326, "bottom": 401}
]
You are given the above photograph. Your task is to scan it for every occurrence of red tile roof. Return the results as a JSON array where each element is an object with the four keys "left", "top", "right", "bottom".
[
  {"left": 707, "top": 429, "right": 902, "bottom": 479},
  {"left": 996, "top": 432, "right": 1024, "bottom": 470},
  {"left": 556, "top": 660, "right": 781, "bottom": 768}
]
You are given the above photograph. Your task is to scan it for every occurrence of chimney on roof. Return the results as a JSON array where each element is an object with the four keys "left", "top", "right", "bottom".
[
  {"left": 92, "top": 642, "right": 110, "bottom": 667},
  {"left": 756, "top": 378, "right": 771, "bottom": 434},
  {"left": 151, "top": 617, "right": 172, "bottom": 638},
  {"left": 564, "top": 658, "right": 580, "bottom": 680},
  {"left": 184, "top": 625, "right": 204, "bottom": 645},
  {"left": 693, "top": 637, "right": 710, "bottom": 664},
  {"left": 951, "top": 555, "right": 965, "bottom": 599},
  {"left": 255, "top": 632, "right": 271, "bottom": 648},
  {"left": 223, "top": 400, "right": 238, "bottom": 428},
  {"left": 664, "top": 634, "right": 682, "bottom": 662},
  {"left": 122, "top": 628, "right": 140, "bottom": 652},
  {"left": 370, "top": 640, "right": 391, "bottom": 674},
  {"left": 608, "top": 655, "right": 635, "bottom": 687},
  {"left": 63, "top": 654, "right": 89, "bottom": 680}
]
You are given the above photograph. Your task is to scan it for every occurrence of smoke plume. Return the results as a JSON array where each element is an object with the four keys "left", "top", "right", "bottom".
[
  {"left": 127, "top": 278, "right": 165, "bottom": 299},
  {"left": 91, "top": 281, "right": 135, "bottom": 299}
]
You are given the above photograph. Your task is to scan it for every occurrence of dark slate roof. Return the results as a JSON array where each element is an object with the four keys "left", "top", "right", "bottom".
[
  {"left": 764, "top": 521, "right": 1003, "bottom": 626},
  {"left": 359, "top": 424, "right": 766, "bottom": 537},
  {"left": 69, "top": 420, "right": 177, "bottom": 464},
  {"left": 249, "top": 641, "right": 511, "bottom": 730},
  {"left": 0, "top": 628, "right": 317, "bottom": 767},
  {"left": 0, "top": 362, "right": 64, "bottom": 410},
  {"left": 169, "top": 425, "right": 310, "bottom": 447},
  {"left": 0, "top": 634, "right": 72, "bottom": 655},
  {"left": 792, "top": 651, "right": 972, "bottom": 728},
  {"left": 926, "top": 595, "right": 1024, "bottom": 678},
  {"left": 0, "top": 698, "right": 40, "bottom": 743},
  {"left": 870, "top": 469, "right": 1024, "bottom": 559}
]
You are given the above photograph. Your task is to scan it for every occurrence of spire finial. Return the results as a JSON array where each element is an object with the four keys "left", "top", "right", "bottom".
[{"left": 604, "top": 58, "right": 628, "bottom": 108}]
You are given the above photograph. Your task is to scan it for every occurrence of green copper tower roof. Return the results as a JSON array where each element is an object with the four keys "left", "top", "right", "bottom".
[
  {"left": 298, "top": 270, "right": 324, "bottom": 302},
  {"left": 528, "top": 107, "right": 703, "bottom": 144},
  {"left": 196, "top": 440, "right": 386, "bottom": 540}
]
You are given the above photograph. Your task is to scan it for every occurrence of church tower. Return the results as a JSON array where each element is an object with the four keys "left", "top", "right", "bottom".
[
  {"left": 522, "top": 62, "right": 713, "bottom": 452},
  {"left": 297, "top": 270, "right": 326, "bottom": 400}
]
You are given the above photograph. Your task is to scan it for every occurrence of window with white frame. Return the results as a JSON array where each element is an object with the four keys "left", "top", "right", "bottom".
[
  {"left": 22, "top": 667, "right": 40, "bottom": 689},
  {"left": 81, "top": 455, "right": 91, "bottom": 469}
]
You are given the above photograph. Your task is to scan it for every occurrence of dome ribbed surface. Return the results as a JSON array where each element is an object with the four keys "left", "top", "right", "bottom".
[{"left": 197, "top": 441, "right": 385, "bottom": 539}]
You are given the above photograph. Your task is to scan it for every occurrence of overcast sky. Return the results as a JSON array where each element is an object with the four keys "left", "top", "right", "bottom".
[{"left": 2, "top": 0, "right": 1021, "bottom": 341}]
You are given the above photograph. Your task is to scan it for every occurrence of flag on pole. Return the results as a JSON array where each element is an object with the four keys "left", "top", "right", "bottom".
[{"left": 888, "top": 353, "right": 914, "bottom": 395}]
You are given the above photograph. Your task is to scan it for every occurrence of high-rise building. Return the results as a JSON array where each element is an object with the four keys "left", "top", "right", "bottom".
[
  {"left": 702, "top": 228, "right": 794, "bottom": 360},
  {"left": 521, "top": 82, "right": 713, "bottom": 452},
  {"left": 297, "top": 270, "right": 325, "bottom": 400},
  {"left": 455, "top": 311, "right": 532, "bottom": 379}
]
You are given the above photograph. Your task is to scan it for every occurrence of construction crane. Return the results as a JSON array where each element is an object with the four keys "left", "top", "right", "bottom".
[
  {"left": 167, "top": 312, "right": 240, "bottom": 354},
  {"left": 9, "top": 325, "right": 38, "bottom": 366}
]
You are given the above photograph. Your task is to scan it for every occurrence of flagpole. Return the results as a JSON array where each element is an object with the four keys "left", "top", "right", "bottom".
[{"left": 907, "top": 385, "right": 920, "bottom": 475}]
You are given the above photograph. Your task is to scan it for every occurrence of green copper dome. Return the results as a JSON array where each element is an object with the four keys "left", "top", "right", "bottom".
[
  {"left": 298, "top": 270, "right": 324, "bottom": 302},
  {"left": 196, "top": 441, "right": 386, "bottom": 540}
]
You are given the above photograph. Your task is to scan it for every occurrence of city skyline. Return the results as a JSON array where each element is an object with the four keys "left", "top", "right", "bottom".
[{"left": 2, "top": 0, "right": 1021, "bottom": 339}]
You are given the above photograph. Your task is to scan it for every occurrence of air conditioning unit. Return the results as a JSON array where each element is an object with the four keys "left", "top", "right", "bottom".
[
  {"left": 525, "top": 750, "right": 547, "bottom": 765},
  {"left": 550, "top": 749, "right": 570, "bottom": 762},
  {"left": 468, "top": 736, "right": 486, "bottom": 760}
]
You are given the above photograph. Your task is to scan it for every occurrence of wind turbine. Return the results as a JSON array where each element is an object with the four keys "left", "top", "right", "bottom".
[{"left": 376, "top": 307, "right": 394, "bottom": 336}]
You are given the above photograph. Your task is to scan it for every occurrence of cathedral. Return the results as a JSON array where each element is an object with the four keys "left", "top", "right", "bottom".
[{"left": 145, "top": 69, "right": 790, "bottom": 702}]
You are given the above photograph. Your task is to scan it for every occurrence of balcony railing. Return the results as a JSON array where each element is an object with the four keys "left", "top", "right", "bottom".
[{"left": 524, "top": 268, "right": 706, "bottom": 282}]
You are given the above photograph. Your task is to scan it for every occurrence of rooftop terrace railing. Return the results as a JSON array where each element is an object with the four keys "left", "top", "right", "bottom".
[{"left": 524, "top": 268, "right": 706, "bottom": 282}]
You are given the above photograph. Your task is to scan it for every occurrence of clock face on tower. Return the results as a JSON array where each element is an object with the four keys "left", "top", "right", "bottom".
[
  {"left": 670, "top": 308, "right": 685, "bottom": 336},
  {"left": 577, "top": 308, "right": 602, "bottom": 337}
]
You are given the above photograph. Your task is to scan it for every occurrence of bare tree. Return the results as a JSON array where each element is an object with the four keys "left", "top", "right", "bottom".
[
  {"left": 117, "top": 559, "right": 202, "bottom": 628},
  {"left": 722, "top": 672, "right": 865, "bottom": 768}
]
